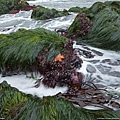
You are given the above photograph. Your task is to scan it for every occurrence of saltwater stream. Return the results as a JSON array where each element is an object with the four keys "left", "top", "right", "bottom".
[{"left": 0, "top": 0, "right": 120, "bottom": 110}]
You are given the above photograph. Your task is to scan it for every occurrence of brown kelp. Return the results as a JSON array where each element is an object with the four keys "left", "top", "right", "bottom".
[
  {"left": 0, "top": 81, "right": 120, "bottom": 120},
  {"left": 66, "top": 13, "right": 92, "bottom": 39}
]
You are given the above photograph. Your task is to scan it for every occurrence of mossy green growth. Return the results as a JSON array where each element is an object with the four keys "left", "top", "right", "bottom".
[
  {"left": 66, "top": 13, "right": 91, "bottom": 39},
  {"left": 31, "top": 6, "right": 69, "bottom": 20},
  {"left": 68, "top": 1, "right": 120, "bottom": 51},
  {"left": 78, "top": 6, "right": 120, "bottom": 51},
  {"left": 68, "top": 1, "right": 120, "bottom": 20},
  {"left": 67, "top": 15, "right": 82, "bottom": 38},
  {"left": 0, "top": 81, "right": 120, "bottom": 120},
  {"left": 0, "top": 0, "right": 25, "bottom": 15},
  {"left": 68, "top": 6, "right": 94, "bottom": 19},
  {"left": 0, "top": 28, "right": 66, "bottom": 74}
]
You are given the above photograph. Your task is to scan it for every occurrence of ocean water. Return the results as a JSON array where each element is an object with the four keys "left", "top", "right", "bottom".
[{"left": 0, "top": 0, "right": 120, "bottom": 110}]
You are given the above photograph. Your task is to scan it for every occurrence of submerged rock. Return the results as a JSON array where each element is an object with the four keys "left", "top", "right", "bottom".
[
  {"left": 102, "top": 59, "right": 120, "bottom": 66},
  {"left": 86, "top": 64, "right": 96, "bottom": 73},
  {"left": 91, "top": 49, "right": 103, "bottom": 56},
  {"left": 108, "top": 71, "right": 120, "bottom": 78},
  {"left": 96, "top": 64, "right": 112, "bottom": 74}
]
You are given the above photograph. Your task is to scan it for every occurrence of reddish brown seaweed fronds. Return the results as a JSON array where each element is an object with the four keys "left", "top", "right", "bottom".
[
  {"left": 57, "top": 13, "right": 92, "bottom": 39},
  {"left": 36, "top": 40, "right": 83, "bottom": 88}
]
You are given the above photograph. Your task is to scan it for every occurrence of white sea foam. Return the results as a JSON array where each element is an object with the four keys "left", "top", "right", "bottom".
[{"left": 0, "top": 74, "right": 68, "bottom": 98}]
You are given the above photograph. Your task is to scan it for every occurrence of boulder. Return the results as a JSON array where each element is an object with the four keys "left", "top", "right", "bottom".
[
  {"left": 77, "top": 1, "right": 120, "bottom": 51},
  {"left": 66, "top": 13, "right": 92, "bottom": 39},
  {"left": 31, "top": 6, "right": 69, "bottom": 20}
]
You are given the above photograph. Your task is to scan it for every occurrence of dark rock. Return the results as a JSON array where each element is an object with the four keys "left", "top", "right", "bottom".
[
  {"left": 96, "top": 64, "right": 112, "bottom": 74},
  {"left": 91, "top": 49, "right": 103, "bottom": 56},
  {"left": 9, "top": 10, "right": 19, "bottom": 14},
  {"left": 86, "top": 64, "right": 96, "bottom": 73},
  {"left": 108, "top": 71, "right": 120, "bottom": 77},
  {"left": 88, "top": 60, "right": 100, "bottom": 64},
  {"left": 9, "top": 2, "right": 37, "bottom": 14},
  {"left": 66, "top": 13, "right": 92, "bottom": 39},
  {"left": 102, "top": 59, "right": 120, "bottom": 66}
]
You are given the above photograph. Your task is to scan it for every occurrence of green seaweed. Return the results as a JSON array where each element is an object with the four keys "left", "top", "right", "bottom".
[
  {"left": 0, "top": 28, "right": 66, "bottom": 75},
  {"left": 0, "top": 81, "right": 120, "bottom": 120},
  {"left": 68, "top": 1, "right": 120, "bottom": 51},
  {"left": 31, "top": 6, "right": 69, "bottom": 20},
  {"left": 0, "top": 0, "right": 26, "bottom": 15},
  {"left": 79, "top": 6, "right": 120, "bottom": 51}
]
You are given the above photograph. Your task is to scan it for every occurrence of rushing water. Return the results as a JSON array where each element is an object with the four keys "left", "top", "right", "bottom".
[{"left": 0, "top": 0, "right": 120, "bottom": 110}]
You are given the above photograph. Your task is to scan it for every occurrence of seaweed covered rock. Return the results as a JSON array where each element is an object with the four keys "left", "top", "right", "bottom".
[
  {"left": 68, "top": 6, "right": 94, "bottom": 19},
  {"left": 68, "top": 1, "right": 120, "bottom": 19},
  {"left": 68, "top": 1, "right": 120, "bottom": 51},
  {"left": 66, "top": 13, "right": 92, "bottom": 39},
  {"left": 36, "top": 40, "right": 83, "bottom": 88},
  {"left": 79, "top": 6, "right": 120, "bottom": 51},
  {"left": 0, "top": 0, "right": 25, "bottom": 15},
  {"left": 31, "top": 6, "right": 69, "bottom": 20},
  {"left": 0, "top": 28, "right": 66, "bottom": 76},
  {"left": 9, "top": 2, "right": 37, "bottom": 14},
  {"left": 1, "top": 81, "right": 120, "bottom": 119},
  {"left": 0, "top": 0, "right": 37, "bottom": 15}
]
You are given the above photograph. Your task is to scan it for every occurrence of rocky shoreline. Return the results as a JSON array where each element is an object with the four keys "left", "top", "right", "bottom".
[{"left": 0, "top": 0, "right": 120, "bottom": 119}]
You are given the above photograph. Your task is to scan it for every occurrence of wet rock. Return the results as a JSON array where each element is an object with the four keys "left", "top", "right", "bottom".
[
  {"left": 109, "top": 101, "right": 120, "bottom": 109},
  {"left": 20, "top": 2, "right": 37, "bottom": 11},
  {"left": 86, "top": 64, "right": 96, "bottom": 73},
  {"left": 76, "top": 48, "right": 94, "bottom": 58},
  {"left": 88, "top": 60, "right": 100, "bottom": 64},
  {"left": 96, "top": 64, "right": 112, "bottom": 74},
  {"left": 9, "top": 2, "right": 37, "bottom": 14},
  {"left": 82, "top": 46, "right": 91, "bottom": 50},
  {"left": 96, "top": 75, "right": 103, "bottom": 80},
  {"left": 91, "top": 49, "right": 103, "bottom": 56},
  {"left": 102, "top": 59, "right": 120, "bottom": 66},
  {"left": 108, "top": 71, "right": 120, "bottom": 78},
  {"left": 9, "top": 10, "right": 19, "bottom": 14},
  {"left": 66, "top": 13, "right": 92, "bottom": 39}
]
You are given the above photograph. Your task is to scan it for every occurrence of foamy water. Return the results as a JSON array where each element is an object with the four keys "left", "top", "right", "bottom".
[{"left": 0, "top": 74, "right": 68, "bottom": 97}]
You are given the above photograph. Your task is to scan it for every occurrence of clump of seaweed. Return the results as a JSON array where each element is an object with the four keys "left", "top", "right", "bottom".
[
  {"left": 57, "top": 13, "right": 92, "bottom": 40},
  {"left": 31, "top": 6, "right": 69, "bottom": 20},
  {"left": 36, "top": 40, "right": 83, "bottom": 88}
]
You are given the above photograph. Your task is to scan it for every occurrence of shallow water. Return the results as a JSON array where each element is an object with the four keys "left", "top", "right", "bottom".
[{"left": 0, "top": 0, "right": 120, "bottom": 110}]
